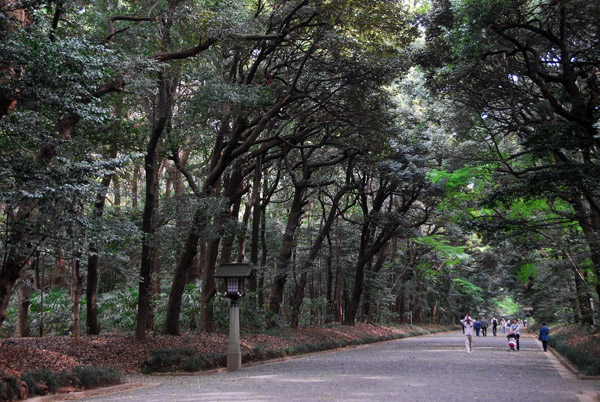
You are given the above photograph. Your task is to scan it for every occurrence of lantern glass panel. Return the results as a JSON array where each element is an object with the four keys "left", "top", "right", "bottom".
[{"left": 227, "top": 278, "right": 239, "bottom": 293}]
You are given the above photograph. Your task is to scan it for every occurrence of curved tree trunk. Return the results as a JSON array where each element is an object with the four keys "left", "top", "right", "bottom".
[
  {"left": 268, "top": 186, "right": 308, "bottom": 318},
  {"left": 135, "top": 73, "right": 170, "bottom": 341},
  {"left": 290, "top": 187, "right": 349, "bottom": 328}
]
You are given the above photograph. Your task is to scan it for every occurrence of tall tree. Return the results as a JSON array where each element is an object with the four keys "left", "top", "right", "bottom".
[{"left": 423, "top": 0, "right": 600, "bottom": 296}]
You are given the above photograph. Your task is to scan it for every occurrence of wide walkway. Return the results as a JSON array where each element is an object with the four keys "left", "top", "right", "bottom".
[{"left": 77, "top": 331, "right": 600, "bottom": 402}]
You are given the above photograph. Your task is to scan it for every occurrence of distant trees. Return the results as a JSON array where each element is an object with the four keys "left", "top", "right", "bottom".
[{"left": 422, "top": 0, "right": 600, "bottom": 322}]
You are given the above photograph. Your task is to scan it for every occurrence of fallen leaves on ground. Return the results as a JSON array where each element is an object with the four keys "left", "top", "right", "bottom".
[{"left": 0, "top": 323, "right": 441, "bottom": 377}]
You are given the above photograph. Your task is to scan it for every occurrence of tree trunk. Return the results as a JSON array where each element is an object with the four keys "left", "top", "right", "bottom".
[
  {"left": 289, "top": 187, "right": 348, "bottom": 328},
  {"left": 86, "top": 145, "right": 118, "bottom": 335},
  {"left": 17, "top": 267, "right": 34, "bottom": 337},
  {"left": 345, "top": 224, "right": 396, "bottom": 325},
  {"left": 135, "top": 73, "right": 170, "bottom": 341},
  {"left": 569, "top": 198, "right": 600, "bottom": 298},
  {"left": 132, "top": 164, "right": 140, "bottom": 209},
  {"left": 200, "top": 238, "right": 219, "bottom": 332},
  {"left": 165, "top": 220, "right": 200, "bottom": 334},
  {"left": 268, "top": 185, "right": 308, "bottom": 317},
  {"left": 71, "top": 256, "right": 83, "bottom": 344},
  {"left": 220, "top": 164, "right": 245, "bottom": 264},
  {"left": 35, "top": 253, "right": 45, "bottom": 336}
]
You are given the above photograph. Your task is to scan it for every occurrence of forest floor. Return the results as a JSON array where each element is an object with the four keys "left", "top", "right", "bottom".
[
  {"left": 0, "top": 323, "right": 450, "bottom": 378},
  {"left": 550, "top": 324, "right": 600, "bottom": 360}
]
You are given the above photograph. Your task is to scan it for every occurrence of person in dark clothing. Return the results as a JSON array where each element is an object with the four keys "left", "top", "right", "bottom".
[
  {"left": 491, "top": 317, "right": 498, "bottom": 336},
  {"left": 539, "top": 323, "right": 550, "bottom": 352},
  {"left": 474, "top": 319, "right": 481, "bottom": 336},
  {"left": 480, "top": 317, "right": 488, "bottom": 337}
]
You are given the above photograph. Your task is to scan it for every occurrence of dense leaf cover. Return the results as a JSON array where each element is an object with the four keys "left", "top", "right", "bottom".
[{"left": 0, "top": 0, "right": 598, "bottom": 348}]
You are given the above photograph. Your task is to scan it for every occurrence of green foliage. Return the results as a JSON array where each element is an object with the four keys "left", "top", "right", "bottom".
[
  {"left": 69, "top": 366, "right": 121, "bottom": 389},
  {"left": 23, "top": 367, "right": 60, "bottom": 394},
  {"left": 0, "top": 376, "right": 20, "bottom": 401},
  {"left": 494, "top": 297, "right": 519, "bottom": 317},
  {"left": 299, "top": 296, "right": 329, "bottom": 327},
  {"left": 549, "top": 334, "right": 600, "bottom": 375},
  {"left": 415, "top": 235, "right": 471, "bottom": 268},
  {"left": 4, "top": 366, "right": 120, "bottom": 399},
  {"left": 144, "top": 348, "right": 198, "bottom": 371},
  {"left": 516, "top": 262, "right": 538, "bottom": 284},
  {"left": 452, "top": 278, "right": 483, "bottom": 304},
  {"left": 28, "top": 287, "right": 74, "bottom": 336},
  {"left": 97, "top": 286, "right": 139, "bottom": 333}
]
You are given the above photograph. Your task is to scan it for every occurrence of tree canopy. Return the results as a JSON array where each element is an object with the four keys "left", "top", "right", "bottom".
[{"left": 0, "top": 0, "right": 598, "bottom": 339}]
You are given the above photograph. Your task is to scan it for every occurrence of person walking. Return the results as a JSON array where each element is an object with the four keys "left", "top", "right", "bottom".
[
  {"left": 501, "top": 318, "right": 507, "bottom": 335},
  {"left": 460, "top": 315, "right": 475, "bottom": 354},
  {"left": 474, "top": 318, "right": 481, "bottom": 336},
  {"left": 508, "top": 318, "right": 521, "bottom": 351},
  {"left": 480, "top": 317, "right": 488, "bottom": 337},
  {"left": 491, "top": 317, "right": 498, "bottom": 336},
  {"left": 539, "top": 323, "right": 550, "bottom": 352}
]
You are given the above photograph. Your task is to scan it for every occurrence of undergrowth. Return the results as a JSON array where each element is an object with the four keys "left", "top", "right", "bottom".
[
  {"left": 545, "top": 324, "right": 600, "bottom": 376},
  {"left": 0, "top": 365, "right": 120, "bottom": 401}
]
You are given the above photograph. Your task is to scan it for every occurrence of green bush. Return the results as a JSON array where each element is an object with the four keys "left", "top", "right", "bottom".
[
  {"left": 22, "top": 367, "right": 60, "bottom": 393},
  {"left": 286, "top": 345, "right": 308, "bottom": 356},
  {"left": 0, "top": 366, "right": 121, "bottom": 400},
  {"left": 0, "top": 377, "right": 19, "bottom": 401},
  {"left": 265, "top": 348, "right": 285, "bottom": 359},
  {"left": 144, "top": 347, "right": 200, "bottom": 373},
  {"left": 71, "top": 366, "right": 120, "bottom": 389},
  {"left": 182, "top": 357, "right": 202, "bottom": 372},
  {"left": 548, "top": 331, "right": 600, "bottom": 375}
]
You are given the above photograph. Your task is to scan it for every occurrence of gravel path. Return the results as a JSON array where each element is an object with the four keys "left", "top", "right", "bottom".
[{"left": 74, "top": 331, "right": 600, "bottom": 402}]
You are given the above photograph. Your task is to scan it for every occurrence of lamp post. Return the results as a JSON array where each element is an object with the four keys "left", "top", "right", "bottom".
[{"left": 214, "top": 263, "right": 254, "bottom": 372}]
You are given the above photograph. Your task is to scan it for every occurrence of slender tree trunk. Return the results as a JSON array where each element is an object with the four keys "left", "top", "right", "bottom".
[
  {"left": 38, "top": 254, "right": 45, "bottom": 336},
  {"left": 165, "top": 217, "right": 201, "bottom": 334},
  {"left": 345, "top": 225, "right": 396, "bottom": 325},
  {"left": 136, "top": 73, "right": 170, "bottom": 341},
  {"left": 132, "top": 164, "right": 140, "bottom": 209},
  {"left": 268, "top": 185, "right": 308, "bottom": 317},
  {"left": 200, "top": 238, "right": 219, "bottom": 332},
  {"left": 54, "top": 251, "right": 66, "bottom": 287},
  {"left": 259, "top": 204, "right": 268, "bottom": 307},
  {"left": 86, "top": 145, "right": 118, "bottom": 335},
  {"left": 72, "top": 255, "right": 83, "bottom": 344},
  {"left": 17, "top": 267, "right": 34, "bottom": 337},
  {"left": 289, "top": 187, "right": 348, "bottom": 328},
  {"left": 220, "top": 164, "right": 245, "bottom": 264}
]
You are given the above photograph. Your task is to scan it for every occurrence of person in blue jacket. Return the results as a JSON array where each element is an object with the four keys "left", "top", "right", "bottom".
[
  {"left": 539, "top": 323, "right": 550, "bottom": 352},
  {"left": 474, "top": 318, "right": 481, "bottom": 336}
]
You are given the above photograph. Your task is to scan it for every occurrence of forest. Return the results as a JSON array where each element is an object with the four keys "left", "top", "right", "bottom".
[{"left": 0, "top": 0, "right": 599, "bottom": 342}]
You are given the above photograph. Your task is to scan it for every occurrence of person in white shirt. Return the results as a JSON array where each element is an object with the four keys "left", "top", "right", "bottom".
[
  {"left": 507, "top": 318, "right": 521, "bottom": 351},
  {"left": 460, "top": 315, "right": 475, "bottom": 354}
]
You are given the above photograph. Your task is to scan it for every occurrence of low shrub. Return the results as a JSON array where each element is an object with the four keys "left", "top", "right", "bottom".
[
  {"left": 548, "top": 329, "right": 600, "bottom": 376},
  {"left": 144, "top": 347, "right": 197, "bottom": 373},
  {"left": 22, "top": 367, "right": 60, "bottom": 393},
  {"left": 0, "top": 366, "right": 121, "bottom": 401},
  {"left": 71, "top": 366, "right": 120, "bottom": 389},
  {"left": 0, "top": 377, "right": 20, "bottom": 401},
  {"left": 182, "top": 356, "right": 202, "bottom": 372},
  {"left": 286, "top": 345, "right": 308, "bottom": 356},
  {"left": 265, "top": 348, "right": 285, "bottom": 359}
]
